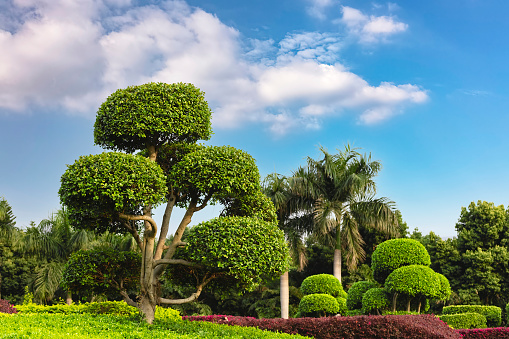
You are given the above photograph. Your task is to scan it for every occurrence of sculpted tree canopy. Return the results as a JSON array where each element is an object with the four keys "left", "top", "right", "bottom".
[{"left": 59, "top": 82, "right": 288, "bottom": 323}]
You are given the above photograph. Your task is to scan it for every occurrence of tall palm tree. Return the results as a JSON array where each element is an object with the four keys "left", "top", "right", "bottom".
[
  {"left": 263, "top": 173, "right": 313, "bottom": 319},
  {"left": 292, "top": 145, "right": 399, "bottom": 283}
]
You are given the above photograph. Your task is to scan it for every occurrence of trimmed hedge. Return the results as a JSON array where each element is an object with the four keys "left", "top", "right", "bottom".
[
  {"left": 456, "top": 327, "right": 509, "bottom": 339},
  {"left": 300, "top": 274, "right": 344, "bottom": 297},
  {"left": 186, "top": 314, "right": 461, "bottom": 339},
  {"left": 442, "top": 305, "right": 502, "bottom": 328},
  {"left": 362, "top": 288, "right": 391, "bottom": 315},
  {"left": 439, "top": 312, "right": 487, "bottom": 329},
  {"left": 298, "top": 294, "right": 339, "bottom": 317},
  {"left": 372, "top": 239, "right": 431, "bottom": 284},
  {"left": 346, "top": 281, "right": 378, "bottom": 310}
]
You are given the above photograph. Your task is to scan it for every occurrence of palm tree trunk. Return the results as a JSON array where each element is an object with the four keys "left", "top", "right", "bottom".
[
  {"left": 280, "top": 271, "right": 289, "bottom": 319},
  {"left": 333, "top": 227, "right": 342, "bottom": 283}
]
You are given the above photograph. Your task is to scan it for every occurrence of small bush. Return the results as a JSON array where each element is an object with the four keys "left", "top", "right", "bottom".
[
  {"left": 298, "top": 294, "right": 339, "bottom": 317},
  {"left": 336, "top": 297, "right": 347, "bottom": 315},
  {"left": 346, "top": 281, "right": 377, "bottom": 310},
  {"left": 300, "top": 274, "right": 343, "bottom": 297},
  {"left": 83, "top": 301, "right": 139, "bottom": 316},
  {"left": 443, "top": 305, "right": 501, "bottom": 328},
  {"left": 439, "top": 312, "right": 487, "bottom": 329},
  {"left": 362, "top": 288, "right": 391, "bottom": 315},
  {"left": 456, "top": 327, "right": 509, "bottom": 339},
  {"left": 155, "top": 306, "right": 182, "bottom": 321},
  {"left": 0, "top": 299, "right": 18, "bottom": 314}
]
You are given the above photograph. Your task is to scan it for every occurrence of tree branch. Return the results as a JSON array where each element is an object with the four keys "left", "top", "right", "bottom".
[
  {"left": 120, "top": 290, "right": 138, "bottom": 308},
  {"left": 155, "top": 193, "right": 176, "bottom": 260},
  {"left": 196, "top": 193, "right": 213, "bottom": 211},
  {"left": 119, "top": 213, "right": 157, "bottom": 235},
  {"left": 153, "top": 259, "right": 203, "bottom": 269},
  {"left": 121, "top": 220, "right": 143, "bottom": 250},
  {"left": 158, "top": 274, "right": 216, "bottom": 305}
]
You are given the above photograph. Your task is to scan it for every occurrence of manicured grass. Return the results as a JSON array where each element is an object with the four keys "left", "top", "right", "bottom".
[{"left": 0, "top": 313, "right": 308, "bottom": 339}]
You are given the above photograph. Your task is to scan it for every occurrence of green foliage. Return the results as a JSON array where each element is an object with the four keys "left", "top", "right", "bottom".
[
  {"left": 298, "top": 293, "right": 339, "bottom": 317},
  {"left": 168, "top": 145, "right": 261, "bottom": 208},
  {"left": 59, "top": 152, "right": 167, "bottom": 234},
  {"left": 346, "top": 280, "right": 378, "bottom": 310},
  {"left": 1, "top": 313, "right": 306, "bottom": 339},
  {"left": 439, "top": 312, "right": 487, "bottom": 329},
  {"left": 435, "top": 273, "right": 452, "bottom": 301},
  {"left": 336, "top": 296, "right": 348, "bottom": 315},
  {"left": 362, "top": 287, "right": 391, "bottom": 315},
  {"left": 221, "top": 189, "right": 278, "bottom": 224},
  {"left": 300, "top": 274, "right": 344, "bottom": 297},
  {"left": 372, "top": 238, "right": 431, "bottom": 284},
  {"left": 169, "top": 216, "right": 290, "bottom": 293},
  {"left": 94, "top": 82, "right": 212, "bottom": 153},
  {"left": 442, "top": 305, "right": 502, "bottom": 327},
  {"left": 23, "top": 286, "right": 33, "bottom": 305},
  {"left": 62, "top": 247, "right": 140, "bottom": 299},
  {"left": 385, "top": 265, "right": 440, "bottom": 299}
]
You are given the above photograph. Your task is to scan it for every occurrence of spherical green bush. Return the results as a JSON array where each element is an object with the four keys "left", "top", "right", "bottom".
[
  {"left": 298, "top": 293, "right": 339, "bottom": 317},
  {"left": 336, "top": 297, "right": 348, "bottom": 316},
  {"left": 337, "top": 289, "right": 348, "bottom": 299},
  {"left": 346, "top": 280, "right": 378, "bottom": 310},
  {"left": 436, "top": 273, "right": 452, "bottom": 301},
  {"left": 385, "top": 265, "right": 440, "bottom": 299},
  {"left": 300, "top": 274, "right": 344, "bottom": 297},
  {"left": 362, "top": 288, "right": 391, "bottom": 315},
  {"left": 372, "top": 239, "right": 431, "bottom": 284}
]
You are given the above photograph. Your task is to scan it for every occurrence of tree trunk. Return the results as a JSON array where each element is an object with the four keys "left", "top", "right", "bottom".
[
  {"left": 280, "top": 271, "right": 289, "bottom": 319},
  {"left": 406, "top": 298, "right": 411, "bottom": 312},
  {"left": 392, "top": 293, "right": 398, "bottom": 312},
  {"left": 333, "top": 227, "right": 342, "bottom": 283},
  {"left": 139, "top": 295, "right": 156, "bottom": 324},
  {"left": 66, "top": 290, "right": 72, "bottom": 305},
  {"left": 417, "top": 299, "right": 422, "bottom": 313}
]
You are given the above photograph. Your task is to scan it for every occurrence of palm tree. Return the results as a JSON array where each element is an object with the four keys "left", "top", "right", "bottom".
[
  {"left": 292, "top": 145, "right": 399, "bottom": 283},
  {"left": 263, "top": 173, "right": 313, "bottom": 319}
]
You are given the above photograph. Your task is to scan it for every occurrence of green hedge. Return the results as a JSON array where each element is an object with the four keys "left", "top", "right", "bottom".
[
  {"left": 300, "top": 274, "right": 344, "bottom": 297},
  {"left": 442, "top": 305, "right": 501, "bottom": 327},
  {"left": 346, "top": 281, "right": 378, "bottom": 310},
  {"left": 298, "top": 294, "right": 339, "bottom": 317},
  {"left": 372, "top": 239, "right": 431, "bottom": 284},
  {"left": 439, "top": 312, "right": 487, "bottom": 329}
]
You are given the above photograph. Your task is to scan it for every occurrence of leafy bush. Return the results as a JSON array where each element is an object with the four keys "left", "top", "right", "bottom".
[
  {"left": 186, "top": 314, "right": 461, "bottom": 339},
  {"left": 83, "top": 301, "right": 139, "bottom": 316},
  {"left": 346, "top": 280, "right": 378, "bottom": 310},
  {"left": 362, "top": 288, "right": 391, "bottom": 315},
  {"left": 300, "top": 274, "right": 343, "bottom": 297},
  {"left": 0, "top": 299, "right": 17, "bottom": 314},
  {"left": 439, "top": 312, "right": 487, "bottom": 329},
  {"left": 385, "top": 265, "right": 440, "bottom": 299},
  {"left": 456, "top": 327, "right": 509, "bottom": 339},
  {"left": 372, "top": 238, "right": 431, "bottom": 284},
  {"left": 443, "top": 305, "right": 502, "bottom": 328},
  {"left": 336, "top": 297, "right": 348, "bottom": 315},
  {"left": 298, "top": 294, "right": 339, "bottom": 317}
]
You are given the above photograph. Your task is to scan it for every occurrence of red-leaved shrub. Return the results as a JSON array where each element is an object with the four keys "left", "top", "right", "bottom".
[
  {"left": 0, "top": 299, "right": 18, "bottom": 314},
  {"left": 184, "top": 314, "right": 460, "bottom": 339},
  {"left": 456, "top": 327, "right": 509, "bottom": 339}
]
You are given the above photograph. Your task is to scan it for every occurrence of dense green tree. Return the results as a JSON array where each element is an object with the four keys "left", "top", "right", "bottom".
[
  {"left": 59, "top": 82, "right": 289, "bottom": 323},
  {"left": 291, "top": 145, "right": 399, "bottom": 283},
  {"left": 0, "top": 197, "right": 18, "bottom": 299}
]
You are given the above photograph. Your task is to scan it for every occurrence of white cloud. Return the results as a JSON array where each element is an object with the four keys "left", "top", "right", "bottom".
[
  {"left": 340, "top": 6, "right": 408, "bottom": 43},
  {"left": 0, "top": 0, "right": 426, "bottom": 134},
  {"left": 305, "top": 0, "right": 337, "bottom": 20}
]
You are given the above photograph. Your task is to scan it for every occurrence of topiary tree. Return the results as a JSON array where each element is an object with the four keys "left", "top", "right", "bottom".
[
  {"left": 300, "top": 274, "right": 344, "bottom": 297},
  {"left": 299, "top": 293, "right": 339, "bottom": 317},
  {"left": 59, "top": 82, "right": 290, "bottom": 323},
  {"left": 346, "top": 280, "right": 378, "bottom": 311},
  {"left": 371, "top": 238, "right": 431, "bottom": 284},
  {"left": 361, "top": 287, "right": 391, "bottom": 315},
  {"left": 336, "top": 296, "right": 348, "bottom": 315},
  {"left": 384, "top": 265, "right": 441, "bottom": 312}
]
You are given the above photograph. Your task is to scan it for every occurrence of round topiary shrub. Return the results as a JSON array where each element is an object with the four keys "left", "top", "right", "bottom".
[
  {"left": 362, "top": 288, "right": 391, "bottom": 315},
  {"left": 336, "top": 297, "right": 348, "bottom": 316},
  {"left": 346, "top": 280, "right": 378, "bottom": 310},
  {"left": 298, "top": 294, "right": 339, "bottom": 317},
  {"left": 300, "top": 274, "right": 344, "bottom": 297},
  {"left": 372, "top": 239, "right": 431, "bottom": 284}
]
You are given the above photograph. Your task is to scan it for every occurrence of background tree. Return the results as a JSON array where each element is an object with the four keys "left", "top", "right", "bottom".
[
  {"left": 291, "top": 145, "right": 399, "bottom": 283},
  {"left": 59, "top": 82, "right": 289, "bottom": 323}
]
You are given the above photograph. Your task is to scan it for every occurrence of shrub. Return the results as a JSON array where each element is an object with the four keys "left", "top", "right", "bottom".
[
  {"left": 456, "top": 327, "right": 509, "bottom": 339},
  {"left": 346, "top": 280, "right": 378, "bottom": 310},
  {"left": 0, "top": 299, "right": 17, "bottom": 314},
  {"left": 439, "top": 312, "right": 487, "bottom": 329},
  {"left": 298, "top": 294, "right": 339, "bottom": 317},
  {"left": 155, "top": 306, "right": 182, "bottom": 322},
  {"left": 362, "top": 288, "right": 391, "bottom": 315},
  {"left": 83, "top": 301, "right": 139, "bottom": 316},
  {"left": 300, "top": 274, "right": 343, "bottom": 297},
  {"left": 336, "top": 297, "right": 347, "bottom": 315},
  {"left": 372, "top": 238, "right": 431, "bottom": 284},
  {"left": 443, "top": 305, "right": 502, "bottom": 328}
]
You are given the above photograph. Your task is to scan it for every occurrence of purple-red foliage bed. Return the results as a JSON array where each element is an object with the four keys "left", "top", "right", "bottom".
[
  {"left": 457, "top": 327, "right": 509, "bottom": 339},
  {"left": 183, "top": 314, "right": 461, "bottom": 339}
]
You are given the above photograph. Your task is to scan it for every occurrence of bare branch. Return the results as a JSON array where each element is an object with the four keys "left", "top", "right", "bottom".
[
  {"left": 158, "top": 274, "right": 216, "bottom": 305},
  {"left": 196, "top": 193, "right": 213, "bottom": 211},
  {"left": 119, "top": 213, "right": 157, "bottom": 235},
  {"left": 121, "top": 220, "right": 143, "bottom": 250},
  {"left": 155, "top": 193, "right": 176, "bottom": 260},
  {"left": 153, "top": 258, "right": 203, "bottom": 269},
  {"left": 120, "top": 290, "right": 138, "bottom": 307}
]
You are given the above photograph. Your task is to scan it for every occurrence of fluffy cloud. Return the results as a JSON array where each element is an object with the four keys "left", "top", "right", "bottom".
[
  {"left": 0, "top": 0, "right": 426, "bottom": 135},
  {"left": 305, "top": 0, "right": 337, "bottom": 20},
  {"left": 340, "top": 6, "right": 408, "bottom": 43}
]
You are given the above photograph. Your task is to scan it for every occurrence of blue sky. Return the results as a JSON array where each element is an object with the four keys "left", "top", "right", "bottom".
[{"left": 1, "top": 0, "right": 508, "bottom": 239}]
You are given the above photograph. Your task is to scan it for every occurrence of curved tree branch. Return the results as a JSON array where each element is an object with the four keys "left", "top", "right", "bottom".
[
  {"left": 153, "top": 259, "right": 204, "bottom": 269},
  {"left": 119, "top": 213, "right": 157, "bottom": 235},
  {"left": 158, "top": 274, "right": 216, "bottom": 305}
]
